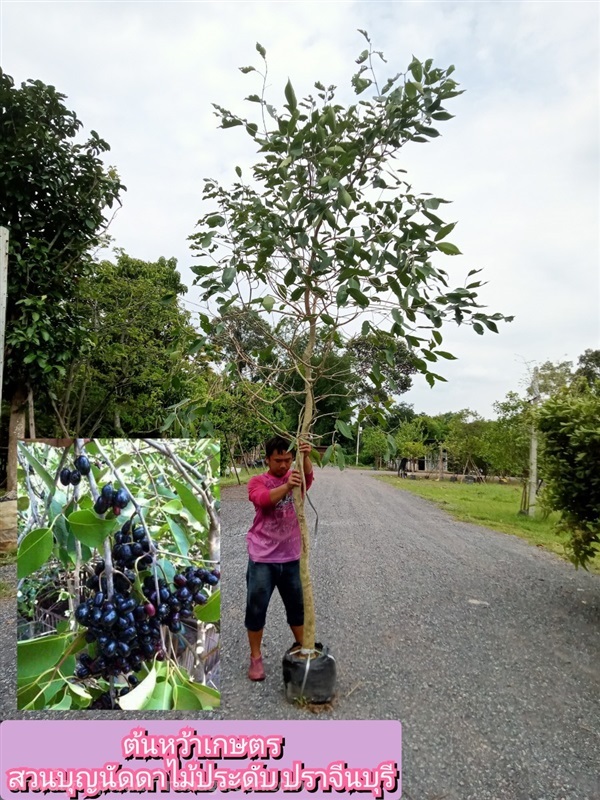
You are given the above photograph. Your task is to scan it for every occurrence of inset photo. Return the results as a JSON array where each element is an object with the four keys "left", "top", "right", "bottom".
[{"left": 16, "top": 437, "right": 220, "bottom": 711}]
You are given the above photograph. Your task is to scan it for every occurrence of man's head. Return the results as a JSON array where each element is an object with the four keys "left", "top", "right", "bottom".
[{"left": 264, "top": 436, "right": 295, "bottom": 478}]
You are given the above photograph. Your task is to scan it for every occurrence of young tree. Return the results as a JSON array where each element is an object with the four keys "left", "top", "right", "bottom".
[
  {"left": 0, "top": 71, "right": 125, "bottom": 489},
  {"left": 360, "top": 425, "right": 389, "bottom": 467},
  {"left": 188, "top": 33, "right": 512, "bottom": 670}
]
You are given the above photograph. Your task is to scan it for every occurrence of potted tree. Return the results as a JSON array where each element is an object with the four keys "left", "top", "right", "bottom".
[{"left": 187, "top": 31, "right": 512, "bottom": 703}]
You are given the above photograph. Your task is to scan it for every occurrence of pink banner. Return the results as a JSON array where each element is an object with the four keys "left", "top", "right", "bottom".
[{"left": 1, "top": 720, "right": 401, "bottom": 798}]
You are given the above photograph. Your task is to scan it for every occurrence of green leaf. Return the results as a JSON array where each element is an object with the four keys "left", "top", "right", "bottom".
[
  {"left": 186, "top": 681, "right": 220, "bottom": 709},
  {"left": 18, "top": 443, "right": 55, "bottom": 491},
  {"left": 335, "top": 419, "right": 353, "bottom": 439},
  {"left": 67, "top": 509, "right": 119, "bottom": 550},
  {"left": 172, "top": 479, "right": 209, "bottom": 529},
  {"left": 17, "top": 633, "right": 72, "bottom": 680},
  {"left": 336, "top": 285, "right": 348, "bottom": 306},
  {"left": 347, "top": 287, "right": 369, "bottom": 307},
  {"left": 206, "top": 214, "right": 226, "bottom": 227},
  {"left": 436, "top": 241, "right": 461, "bottom": 255},
  {"left": 166, "top": 517, "right": 190, "bottom": 557},
  {"left": 18, "top": 528, "right": 53, "bottom": 579},
  {"left": 262, "top": 296, "right": 275, "bottom": 312},
  {"left": 336, "top": 445, "right": 346, "bottom": 471},
  {"left": 157, "top": 558, "right": 176, "bottom": 585},
  {"left": 435, "top": 350, "right": 457, "bottom": 360},
  {"left": 144, "top": 678, "right": 173, "bottom": 710},
  {"left": 119, "top": 666, "right": 157, "bottom": 710},
  {"left": 434, "top": 222, "right": 456, "bottom": 241},
  {"left": 356, "top": 49, "right": 369, "bottom": 65},
  {"left": 172, "top": 683, "right": 205, "bottom": 710},
  {"left": 239, "top": 66, "right": 256, "bottom": 74},
  {"left": 222, "top": 266, "right": 236, "bottom": 288},
  {"left": 52, "top": 689, "right": 72, "bottom": 710},
  {"left": 409, "top": 58, "right": 423, "bottom": 82},
  {"left": 321, "top": 445, "right": 334, "bottom": 467},
  {"left": 256, "top": 42, "right": 266, "bottom": 58},
  {"left": 161, "top": 499, "right": 183, "bottom": 514},
  {"left": 473, "top": 322, "right": 484, "bottom": 335},
  {"left": 284, "top": 79, "right": 297, "bottom": 112},
  {"left": 235, "top": 165, "right": 242, "bottom": 177},
  {"left": 194, "top": 589, "right": 220, "bottom": 623},
  {"left": 338, "top": 187, "right": 352, "bottom": 209}
]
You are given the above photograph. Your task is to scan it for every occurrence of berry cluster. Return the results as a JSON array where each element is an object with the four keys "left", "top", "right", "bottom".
[
  {"left": 142, "top": 566, "right": 220, "bottom": 634},
  {"left": 94, "top": 483, "right": 130, "bottom": 517},
  {"left": 111, "top": 520, "right": 153, "bottom": 570},
  {"left": 74, "top": 561, "right": 220, "bottom": 704},
  {"left": 59, "top": 455, "right": 91, "bottom": 487},
  {"left": 74, "top": 585, "right": 164, "bottom": 682}
]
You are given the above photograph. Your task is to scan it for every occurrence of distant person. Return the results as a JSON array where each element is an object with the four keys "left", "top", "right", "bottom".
[{"left": 244, "top": 436, "right": 314, "bottom": 681}]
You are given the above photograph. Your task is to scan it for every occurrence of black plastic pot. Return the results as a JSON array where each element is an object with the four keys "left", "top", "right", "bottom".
[{"left": 282, "top": 642, "right": 336, "bottom": 704}]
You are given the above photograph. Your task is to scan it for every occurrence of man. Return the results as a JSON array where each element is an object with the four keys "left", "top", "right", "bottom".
[{"left": 245, "top": 436, "right": 314, "bottom": 681}]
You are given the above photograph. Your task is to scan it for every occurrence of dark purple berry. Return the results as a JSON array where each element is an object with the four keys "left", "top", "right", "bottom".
[
  {"left": 74, "top": 455, "right": 91, "bottom": 476},
  {"left": 70, "top": 470, "right": 82, "bottom": 486},
  {"left": 94, "top": 496, "right": 109, "bottom": 515},
  {"left": 114, "top": 488, "right": 129, "bottom": 509},
  {"left": 59, "top": 468, "right": 72, "bottom": 486}
]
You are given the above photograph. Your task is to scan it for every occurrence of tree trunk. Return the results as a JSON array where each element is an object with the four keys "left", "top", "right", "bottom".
[
  {"left": 292, "top": 308, "right": 317, "bottom": 653},
  {"left": 7, "top": 384, "right": 27, "bottom": 492}
]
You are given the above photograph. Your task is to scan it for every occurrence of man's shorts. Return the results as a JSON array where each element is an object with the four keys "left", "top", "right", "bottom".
[{"left": 245, "top": 558, "right": 304, "bottom": 631}]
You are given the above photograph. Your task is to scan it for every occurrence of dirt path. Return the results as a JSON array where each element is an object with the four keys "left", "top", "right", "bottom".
[{"left": 219, "top": 468, "right": 600, "bottom": 800}]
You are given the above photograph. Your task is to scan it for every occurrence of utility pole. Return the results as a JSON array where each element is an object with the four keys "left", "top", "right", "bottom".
[
  {"left": 527, "top": 366, "right": 540, "bottom": 516},
  {"left": 0, "top": 227, "right": 8, "bottom": 412},
  {"left": 355, "top": 416, "right": 361, "bottom": 466}
]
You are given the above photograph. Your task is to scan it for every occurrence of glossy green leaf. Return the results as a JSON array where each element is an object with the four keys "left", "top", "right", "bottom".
[
  {"left": 262, "top": 296, "right": 275, "bottom": 312},
  {"left": 172, "top": 683, "right": 205, "bottom": 710},
  {"left": 321, "top": 445, "right": 334, "bottom": 467},
  {"left": 172, "top": 478, "right": 209, "bottom": 528},
  {"left": 436, "top": 241, "right": 461, "bottom": 256},
  {"left": 161, "top": 499, "right": 183, "bottom": 514},
  {"left": 335, "top": 419, "right": 353, "bottom": 439},
  {"left": 194, "top": 589, "right": 220, "bottom": 623},
  {"left": 119, "top": 666, "right": 157, "bottom": 710},
  {"left": 166, "top": 517, "right": 190, "bottom": 557},
  {"left": 67, "top": 509, "right": 119, "bottom": 550},
  {"left": 18, "top": 444, "right": 55, "bottom": 491},
  {"left": 18, "top": 528, "right": 53, "bottom": 579},
  {"left": 144, "top": 678, "right": 173, "bottom": 710},
  {"left": 284, "top": 79, "right": 297, "bottom": 112},
  {"left": 17, "top": 633, "right": 72, "bottom": 680}
]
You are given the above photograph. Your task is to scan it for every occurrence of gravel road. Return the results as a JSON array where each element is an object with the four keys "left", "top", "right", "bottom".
[
  {"left": 219, "top": 468, "right": 600, "bottom": 800},
  {"left": 2, "top": 467, "right": 599, "bottom": 799}
]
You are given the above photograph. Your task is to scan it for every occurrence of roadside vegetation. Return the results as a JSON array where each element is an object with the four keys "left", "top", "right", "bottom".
[{"left": 377, "top": 475, "right": 600, "bottom": 574}]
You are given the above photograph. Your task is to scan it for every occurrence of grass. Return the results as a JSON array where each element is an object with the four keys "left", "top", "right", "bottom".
[
  {"left": 377, "top": 475, "right": 600, "bottom": 575},
  {"left": 220, "top": 466, "right": 264, "bottom": 487}
]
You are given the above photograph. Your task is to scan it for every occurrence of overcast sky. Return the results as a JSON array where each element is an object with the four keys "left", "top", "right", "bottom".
[{"left": 2, "top": 0, "right": 598, "bottom": 418}]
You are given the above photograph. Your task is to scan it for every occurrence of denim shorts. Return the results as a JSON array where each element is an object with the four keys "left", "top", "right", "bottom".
[{"left": 245, "top": 558, "right": 304, "bottom": 631}]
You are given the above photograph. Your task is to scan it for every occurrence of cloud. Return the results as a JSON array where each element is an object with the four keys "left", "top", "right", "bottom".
[{"left": 2, "top": 0, "right": 598, "bottom": 419}]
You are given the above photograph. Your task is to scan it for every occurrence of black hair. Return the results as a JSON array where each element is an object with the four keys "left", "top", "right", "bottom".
[{"left": 265, "top": 436, "right": 295, "bottom": 458}]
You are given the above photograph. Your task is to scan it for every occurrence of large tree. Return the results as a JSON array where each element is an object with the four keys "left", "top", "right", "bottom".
[
  {"left": 187, "top": 32, "right": 512, "bottom": 681},
  {"left": 40, "top": 252, "right": 208, "bottom": 437},
  {"left": 0, "top": 71, "right": 125, "bottom": 489}
]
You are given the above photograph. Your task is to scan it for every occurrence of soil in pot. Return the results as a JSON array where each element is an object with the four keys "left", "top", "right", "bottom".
[{"left": 282, "top": 642, "right": 336, "bottom": 704}]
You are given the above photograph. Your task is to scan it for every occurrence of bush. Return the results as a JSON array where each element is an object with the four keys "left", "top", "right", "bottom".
[{"left": 537, "top": 381, "right": 600, "bottom": 567}]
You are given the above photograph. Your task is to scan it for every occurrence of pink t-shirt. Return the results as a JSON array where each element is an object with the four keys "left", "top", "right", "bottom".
[{"left": 247, "top": 470, "right": 314, "bottom": 563}]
